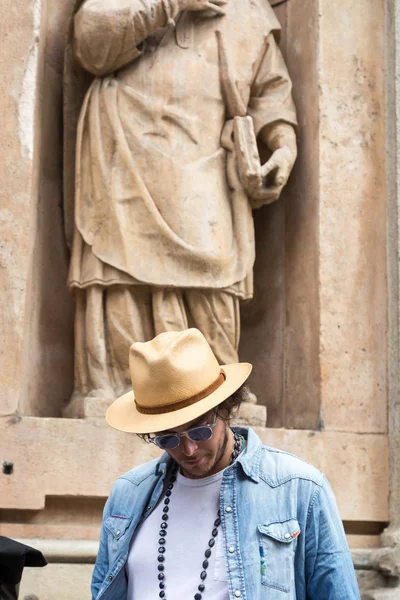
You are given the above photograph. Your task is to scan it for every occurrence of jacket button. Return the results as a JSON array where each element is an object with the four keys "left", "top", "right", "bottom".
[
  {"left": 228, "top": 546, "right": 235, "bottom": 553},
  {"left": 116, "top": 530, "right": 121, "bottom": 536},
  {"left": 225, "top": 506, "right": 232, "bottom": 513},
  {"left": 108, "top": 575, "right": 113, "bottom": 581},
  {"left": 234, "top": 591, "right": 241, "bottom": 597},
  {"left": 284, "top": 533, "right": 291, "bottom": 539}
]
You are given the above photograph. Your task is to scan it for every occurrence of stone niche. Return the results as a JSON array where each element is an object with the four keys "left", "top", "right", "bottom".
[
  {"left": 1, "top": 0, "right": 388, "bottom": 429},
  {"left": 0, "top": 0, "right": 391, "bottom": 598}
]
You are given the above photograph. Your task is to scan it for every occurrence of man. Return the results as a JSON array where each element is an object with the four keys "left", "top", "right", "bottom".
[
  {"left": 67, "top": 0, "right": 298, "bottom": 401},
  {"left": 92, "top": 328, "right": 360, "bottom": 599}
]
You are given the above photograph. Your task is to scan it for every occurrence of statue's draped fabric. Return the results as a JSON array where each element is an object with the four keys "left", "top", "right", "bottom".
[
  {"left": 67, "top": 0, "right": 297, "bottom": 399},
  {"left": 69, "top": 0, "right": 297, "bottom": 300}
]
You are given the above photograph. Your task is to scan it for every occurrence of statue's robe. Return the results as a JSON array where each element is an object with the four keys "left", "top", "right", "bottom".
[
  {"left": 63, "top": 0, "right": 298, "bottom": 399},
  {"left": 67, "top": 0, "right": 297, "bottom": 301}
]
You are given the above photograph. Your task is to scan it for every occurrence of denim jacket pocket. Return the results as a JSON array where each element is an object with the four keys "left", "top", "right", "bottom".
[
  {"left": 258, "top": 519, "right": 300, "bottom": 594},
  {"left": 104, "top": 515, "right": 132, "bottom": 540},
  {"left": 104, "top": 515, "right": 132, "bottom": 565}
]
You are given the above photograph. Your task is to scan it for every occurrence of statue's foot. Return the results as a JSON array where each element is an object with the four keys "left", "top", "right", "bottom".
[
  {"left": 86, "top": 388, "right": 116, "bottom": 400},
  {"left": 65, "top": 389, "right": 116, "bottom": 418},
  {"left": 245, "top": 390, "right": 258, "bottom": 404},
  {"left": 69, "top": 388, "right": 116, "bottom": 401},
  {"left": 64, "top": 387, "right": 118, "bottom": 418}
]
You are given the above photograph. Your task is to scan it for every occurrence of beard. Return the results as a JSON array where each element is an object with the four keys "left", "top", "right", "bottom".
[{"left": 181, "top": 425, "right": 231, "bottom": 479}]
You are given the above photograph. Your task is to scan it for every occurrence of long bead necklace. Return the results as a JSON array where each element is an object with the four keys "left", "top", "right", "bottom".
[{"left": 156, "top": 431, "right": 245, "bottom": 600}]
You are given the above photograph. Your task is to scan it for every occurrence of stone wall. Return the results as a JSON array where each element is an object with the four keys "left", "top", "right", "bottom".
[
  {"left": 240, "top": 0, "right": 388, "bottom": 434},
  {"left": 0, "top": 0, "right": 74, "bottom": 419}
]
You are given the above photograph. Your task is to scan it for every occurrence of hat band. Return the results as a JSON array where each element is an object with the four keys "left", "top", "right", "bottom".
[{"left": 135, "top": 370, "right": 226, "bottom": 415}]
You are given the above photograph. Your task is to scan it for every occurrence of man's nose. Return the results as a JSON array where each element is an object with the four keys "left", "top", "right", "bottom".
[{"left": 179, "top": 435, "right": 198, "bottom": 456}]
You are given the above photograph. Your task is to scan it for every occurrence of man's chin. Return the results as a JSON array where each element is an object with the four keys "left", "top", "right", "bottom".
[{"left": 181, "top": 456, "right": 211, "bottom": 478}]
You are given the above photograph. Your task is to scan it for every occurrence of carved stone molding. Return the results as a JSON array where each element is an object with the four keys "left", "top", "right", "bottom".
[
  {"left": 364, "top": 0, "right": 400, "bottom": 596},
  {"left": 362, "top": 537, "right": 400, "bottom": 598}
]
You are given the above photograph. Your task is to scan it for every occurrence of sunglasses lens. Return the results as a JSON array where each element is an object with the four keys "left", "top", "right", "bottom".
[
  {"left": 188, "top": 426, "right": 213, "bottom": 443},
  {"left": 156, "top": 435, "right": 180, "bottom": 450}
]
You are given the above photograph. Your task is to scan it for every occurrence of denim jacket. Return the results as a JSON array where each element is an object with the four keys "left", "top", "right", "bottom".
[{"left": 92, "top": 427, "right": 360, "bottom": 600}]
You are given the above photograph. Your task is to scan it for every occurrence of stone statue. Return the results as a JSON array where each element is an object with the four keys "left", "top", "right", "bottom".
[{"left": 65, "top": 0, "right": 297, "bottom": 407}]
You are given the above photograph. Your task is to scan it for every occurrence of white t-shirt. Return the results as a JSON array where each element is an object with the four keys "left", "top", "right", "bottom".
[{"left": 126, "top": 469, "right": 229, "bottom": 600}]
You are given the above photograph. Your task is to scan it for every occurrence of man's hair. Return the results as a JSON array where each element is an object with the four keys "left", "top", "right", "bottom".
[
  {"left": 212, "top": 383, "right": 248, "bottom": 423},
  {"left": 137, "top": 383, "right": 248, "bottom": 442}
]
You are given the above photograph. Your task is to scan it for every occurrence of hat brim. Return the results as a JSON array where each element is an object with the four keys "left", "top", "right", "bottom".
[{"left": 106, "top": 362, "right": 252, "bottom": 434}]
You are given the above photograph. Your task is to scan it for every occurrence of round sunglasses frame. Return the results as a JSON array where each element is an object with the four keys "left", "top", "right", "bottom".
[{"left": 148, "top": 413, "right": 218, "bottom": 450}]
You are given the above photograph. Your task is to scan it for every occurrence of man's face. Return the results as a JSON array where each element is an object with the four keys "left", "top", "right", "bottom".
[{"left": 158, "top": 411, "right": 231, "bottom": 479}]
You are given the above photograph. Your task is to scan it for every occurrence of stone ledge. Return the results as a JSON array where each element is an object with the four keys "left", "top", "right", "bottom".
[
  {"left": 62, "top": 396, "right": 111, "bottom": 419},
  {"left": 235, "top": 402, "right": 267, "bottom": 426},
  {"left": 0, "top": 417, "right": 389, "bottom": 522},
  {"left": 353, "top": 549, "right": 377, "bottom": 570},
  {"left": 16, "top": 539, "right": 98, "bottom": 564}
]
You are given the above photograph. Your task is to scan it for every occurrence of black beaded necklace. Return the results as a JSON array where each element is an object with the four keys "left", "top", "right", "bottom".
[{"left": 156, "top": 431, "right": 245, "bottom": 600}]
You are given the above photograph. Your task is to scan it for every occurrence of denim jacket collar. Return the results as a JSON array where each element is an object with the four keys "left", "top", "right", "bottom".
[{"left": 234, "top": 426, "right": 262, "bottom": 483}]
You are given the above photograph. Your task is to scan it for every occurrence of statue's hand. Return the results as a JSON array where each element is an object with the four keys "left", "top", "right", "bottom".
[
  {"left": 250, "top": 145, "right": 296, "bottom": 208},
  {"left": 178, "top": 0, "right": 227, "bottom": 16}
]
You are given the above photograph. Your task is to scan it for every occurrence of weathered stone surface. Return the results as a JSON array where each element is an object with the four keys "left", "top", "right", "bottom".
[
  {"left": 62, "top": 396, "right": 111, "bottom": 419},
  {"left": 357, "top": 571, "right": 388, "bottom": 598},
  {"left": 0, "top": 0, "right": 74, "bottom": 419},
  {"left": 240, "top": 0, "right": 322, "bottom": 429},
  {"left": 243, "top": 0, "right": 388, "bottom": 435},
  {"left": 370, "top": 547, "right": 400, "bottom": 578},
  {"left": 0, "top": 0, "right": 41, "bottom": 416},
  {"left": 0, "top": 496, "right": 105, "bottom": 541},
  {"left": 318, "top": 0, "right": 387, "bottom": 433},
  {"left": 0, "top": 522, "right": 102, "bottom": 543},
  {"left": 235, "top": 403, "right": 267, "bottom": 427},
  {"left": 281, "top": 0, "right": 322, "bottom": 431},
  {"left": 362, "top": 590, "right": 397, "bottom": 600},
  {"left": 21, "top": 0, "right": 76, "bottom": 417},
  {"left": 0, "top": 416, "right": 161, "bottom": 510},
  {"left": 362, "top": 0, "right": 400, "bottom": 594},
  {"left": 239, "top": 198, "right": 286, "bottom": 425},
  {"left": 17, "top": 539, "right": 98, "bottom": 564},
  {"left": 19, "top": 563, "right": 92, "bottom": 600},
  {"left": 349, "top": 537, "right": 382, "bottom": 550},
  {"left": 256, "top": 427, "right": 389, "bottom": 522},
  {"left": 353, "top": 547, "right": 388, "bottom": 596}
]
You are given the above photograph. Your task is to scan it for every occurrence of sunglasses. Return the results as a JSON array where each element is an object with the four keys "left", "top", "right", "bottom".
[{"left": 148, "top": 413, "right": 217, "bottom": 450}]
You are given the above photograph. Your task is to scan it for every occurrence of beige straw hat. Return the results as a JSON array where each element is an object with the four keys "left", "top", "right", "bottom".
[{"left": 106, "top": 328, "right": 252, "bottom": 434}]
